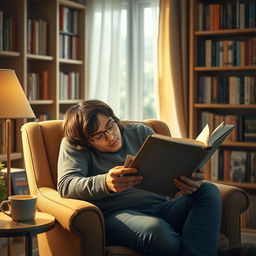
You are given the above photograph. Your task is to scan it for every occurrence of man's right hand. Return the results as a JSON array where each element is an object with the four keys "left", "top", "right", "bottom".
[{"left": 105, "top": 166, "right": 143, "bottom": 193}]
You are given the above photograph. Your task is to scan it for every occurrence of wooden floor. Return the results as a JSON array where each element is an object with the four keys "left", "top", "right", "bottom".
[{"left": 0, "top": 237, "right": 38, "bottom": 256}]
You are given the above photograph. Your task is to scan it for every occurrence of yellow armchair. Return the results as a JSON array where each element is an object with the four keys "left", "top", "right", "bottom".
[{"left": 21, "top": 120, "right": 249, "bottom": 256}]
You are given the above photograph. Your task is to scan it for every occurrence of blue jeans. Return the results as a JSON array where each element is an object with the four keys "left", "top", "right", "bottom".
[{"left": 104, "top": 182, "right": 222, "bottom": 256}]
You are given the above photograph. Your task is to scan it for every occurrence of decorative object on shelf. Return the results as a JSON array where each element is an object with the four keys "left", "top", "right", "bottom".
[
  {"left": 0, "top": 162, "right": 7, "bottom": 202},
  {"left": 0, "top": 69, "right": 35, "bottom": 197}
]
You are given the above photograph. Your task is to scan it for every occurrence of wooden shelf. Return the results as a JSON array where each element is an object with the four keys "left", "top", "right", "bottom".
[
  {"left": 222, "top": 141, "right": 256, "bottom": 148},
  {"left": 29, "top": 100, "right": 54, "bottom": 105},
  {"left": 59, "top": 58, "right": 83, "bottom": 65},
  {"left": 27, "top": 54, "right": 54, "bottom": 61},
  {"left": 0, "top": 51, "right": 20, "bottom": 57},
  {"left": 242, "top": 228, "right": 256, "bottom": 233},
  {"left": 59, "top": 99, "right": 82, "bottom": 104},
  {"left": 59, "top": 0, "right": 85, "bottom": 9},
  {"left": 194, "top": 66, "right": 256, "bottom": 71},
  {"left": 194, "top": 104, "right": 256, "bottom": 109},
  {"left": 195, "top": 28, "right": 256, "bottom": 36},
  {"left": 0, "top": 153, "right": 23, "bottom": 162}
]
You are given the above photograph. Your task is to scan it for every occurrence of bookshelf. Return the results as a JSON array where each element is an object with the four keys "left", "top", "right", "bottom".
[
  {"left": 190, "top": 0, "right": 256, "bottom": 234},
  {"left": 0, "top": 0, "right": 86, "bottom": 167}
]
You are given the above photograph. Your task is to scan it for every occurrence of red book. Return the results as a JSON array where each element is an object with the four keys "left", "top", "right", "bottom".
[{"left": 212, "top": 4, "right": 220, "bottom": 30}]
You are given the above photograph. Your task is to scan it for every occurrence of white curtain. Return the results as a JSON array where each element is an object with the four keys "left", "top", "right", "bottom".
[
  {"left": 86, "top": 0, "right": 159, "bottom": 119},
  {"left": 86, "top": 0, "right": 123, "bottom": 116}
]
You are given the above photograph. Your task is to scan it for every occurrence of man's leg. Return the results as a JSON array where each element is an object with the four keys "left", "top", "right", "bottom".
[
  {"left": 155, "top": 182, "right": 222, "bottom": 256},
  {"left": 104, "top": 209, "right": 182, "bottom": 256}
]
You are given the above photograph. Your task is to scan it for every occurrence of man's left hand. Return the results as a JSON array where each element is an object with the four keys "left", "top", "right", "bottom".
[{"left": 173, "top": 168, "right": 205, "bottom": 195}]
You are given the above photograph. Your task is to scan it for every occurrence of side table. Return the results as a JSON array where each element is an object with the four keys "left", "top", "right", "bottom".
[{"left": 0, "top": 211, "right": 55, "bottom": 256}]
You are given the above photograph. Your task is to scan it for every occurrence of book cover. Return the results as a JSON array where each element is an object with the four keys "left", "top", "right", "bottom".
[
  {"left": 125, "top": 123, "right": 234, "bottom": 196},
  {"left": 40, "top": 70, "right": 48, "bottom": 100},
  {"left": 230, "top": 151, "right": 247, "bottom": 182},
  {"left": 1, "top": 168, "right": 29, "bottom": 195}
]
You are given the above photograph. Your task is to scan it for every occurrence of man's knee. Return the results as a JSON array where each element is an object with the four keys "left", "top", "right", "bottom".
[{"left": 141, "top": 218, "right": 181, "bottom": 256}]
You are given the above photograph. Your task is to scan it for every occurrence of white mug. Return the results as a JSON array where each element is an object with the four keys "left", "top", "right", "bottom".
[{"left": 0, "top": 195, "right": 37, "bottom": 222}]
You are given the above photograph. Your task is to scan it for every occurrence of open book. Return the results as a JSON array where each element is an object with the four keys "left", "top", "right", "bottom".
[{"left": 124, "top": 122, "right": 234, "bottom": 197}]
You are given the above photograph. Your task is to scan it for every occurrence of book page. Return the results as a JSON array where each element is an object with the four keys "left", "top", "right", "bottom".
[
  {"left": 153, "top": 134, "right": 206, "bottom": 147},
  {"left": 195, "top": 124, "right": 210, "bottom": 145},
  {"left": 208, "top": 123, "right": 234, "bottom": 146},
  {"left": 124, "top": 154, "right": 135, "bottom": 167}
]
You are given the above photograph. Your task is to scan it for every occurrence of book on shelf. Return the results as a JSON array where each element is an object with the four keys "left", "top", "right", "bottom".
[
  {"left": 198, "top": 38, "right": 256, "bottom": 67},
  {"left": 124, "top": 122, "right": 234, "bottom": 196},
  {"left": 1, "top": 168, "right": 29, "bottom": 195},
  {"left": 201, "top": 111, "right": 256, "bottom": 143},
  {"left": 198, "top": 76, "right": 256, "bottom": 105},
  {"left": 27, "top": 71, "right": 49, "bottom": 100},
  {"left": 40, "top": 70, "right": 48, "bottom": 100},
  {"left": 210, "top": 149, "right": 256, "bottom": 183},
  {"left": 27, "top": 18, "right": 48, "bottom": 55},
  {"left": 197, "top": 1, "right": 256, "bottom": 31},
  {"left": 35, "top": 112, "right": 50, "bottom": 122}
]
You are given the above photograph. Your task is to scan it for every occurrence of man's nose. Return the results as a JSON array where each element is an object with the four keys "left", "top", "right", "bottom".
[{"left": 104, "top": 131, "right": 114, "bottom": 140}]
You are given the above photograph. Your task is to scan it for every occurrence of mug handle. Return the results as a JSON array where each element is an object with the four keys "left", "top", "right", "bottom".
[{"left": 0, "top": 200, "right": 11, "bottom": 218}]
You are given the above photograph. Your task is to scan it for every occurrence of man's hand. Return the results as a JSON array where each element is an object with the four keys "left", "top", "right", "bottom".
[
  {"left": 106, "top": 166, "right": 143, "bottom": 193},
  {"left": 173, "top": 168, "right": 205, "bottom": 195}
]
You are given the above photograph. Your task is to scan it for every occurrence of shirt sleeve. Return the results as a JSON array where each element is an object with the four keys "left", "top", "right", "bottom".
[{"left": 57, "top": 138, "right": 112, "bottom": 201}]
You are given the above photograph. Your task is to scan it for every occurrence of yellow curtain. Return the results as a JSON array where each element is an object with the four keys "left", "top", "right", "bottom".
[{"left": 157, "top": 0, "right": 188, "bottom": 137}]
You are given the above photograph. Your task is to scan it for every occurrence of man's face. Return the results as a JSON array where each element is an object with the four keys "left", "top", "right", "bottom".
[{"left": 88, "top": 113, "right": 122, "bottom": 152}]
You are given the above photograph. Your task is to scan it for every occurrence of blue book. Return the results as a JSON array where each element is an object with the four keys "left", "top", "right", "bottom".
[
  {"left": 249, "top": 1, "right": 256, "bottom": 28},
  {"left": 198, "top": 40, "right": 205, "bottom": 66},
  {"left": 215, "top": 40, "right": 220, "bottom": 66},
  {"left": 236, "top": 41, "right": 240, "bottom": 66}
]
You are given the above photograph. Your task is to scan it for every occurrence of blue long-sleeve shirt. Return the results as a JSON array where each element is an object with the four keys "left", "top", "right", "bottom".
[{"left": 57, "top": 123, "right": 167, "bottom": 215}]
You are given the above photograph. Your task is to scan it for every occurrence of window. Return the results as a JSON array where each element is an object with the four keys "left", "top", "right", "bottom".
[{"left": 87, "top": 0, "right": 159, "bottom": 120}]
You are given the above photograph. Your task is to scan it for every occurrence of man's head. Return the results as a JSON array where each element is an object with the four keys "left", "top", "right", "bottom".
[{"left": 63, "top": 99, "right": 122, "bottom": 152}]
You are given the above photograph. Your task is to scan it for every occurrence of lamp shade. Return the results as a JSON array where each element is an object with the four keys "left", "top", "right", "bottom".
[{"left": 0, "top": 69, "right": 35, "bottom": 119}]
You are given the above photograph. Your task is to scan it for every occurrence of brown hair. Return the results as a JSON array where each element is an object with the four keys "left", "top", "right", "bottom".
[{"left": 63, "top": 99, "right": 122, "bottom": 149}]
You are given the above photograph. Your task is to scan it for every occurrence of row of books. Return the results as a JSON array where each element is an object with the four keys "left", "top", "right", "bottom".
[
  {"left": 59, "top": 33, "right": 79, "bottom": 59},
  {"left": 59, "top": 112, "right": 65, "bottom": 120},
  {"left": 59, "top": 71, "right": 80, "bottom": 100},
  {"left": 210, "top": 149, "right": 256, "bottom": 183},
  {"left": 201, "top": 111, "right": 256, "bottom": 142},
  {"left": 197, "top": 76, "right": 256, "bottom": 104},
  {"left": 0, "top": 120, "right": 16, "bottom": 154},
  {"left": 0, "top": 11, "right": 16, "bottom": 51},
  {"left": 198, "top": 38, "right": 256, "bottom": 67},
  {"left": 241, "top": 194, "right": 256, "bottom": 229},
  {"left": 27, "top": 71, "right": 49, "bottom": 100},
  {"left": 59, "top": 6, "right": 79, "bottom": 34},
  {"left": 35, "top": 113, "right": 50, "bottom": 122},
  {"left": 197, "top": 1, "right": 256, "bottom": 31},
  {"left": 27, "top": 19, "right": 48, "bottom": 55}
]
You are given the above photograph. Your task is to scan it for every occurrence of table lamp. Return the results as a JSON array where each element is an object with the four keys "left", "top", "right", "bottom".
[{"left": 0, "top": 69, "right": 35, "bottom": 197}]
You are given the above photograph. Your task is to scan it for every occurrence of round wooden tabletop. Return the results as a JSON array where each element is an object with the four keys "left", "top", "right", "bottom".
[{"left": 0, "top": 212, "right": 55, "bottom": 237}]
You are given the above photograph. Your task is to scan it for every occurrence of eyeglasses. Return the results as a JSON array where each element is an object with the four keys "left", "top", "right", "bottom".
[{"left": 89, "top": 120, "right": 119, "bottom": 144}]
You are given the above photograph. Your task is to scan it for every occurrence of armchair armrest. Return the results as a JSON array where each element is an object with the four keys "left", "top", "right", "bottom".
[
  {"left": 37, "top": 187, "right": 105, "bottom": 255},
  {"left": 213, "top": 182, "right": 249, "bottom": 246}
]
